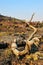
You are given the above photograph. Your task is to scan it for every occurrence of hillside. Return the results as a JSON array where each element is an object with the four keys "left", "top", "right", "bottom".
[
  {"left": 0, "top": 15, "right": 43, "bottom": 42},
  {"left": 0, "top": 15, "right": 43, "bottom": 65}
]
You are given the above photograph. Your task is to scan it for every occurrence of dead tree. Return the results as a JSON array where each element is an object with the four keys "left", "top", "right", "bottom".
[{"left": 11, "top": 13, "right": 40, "bottom": 56}]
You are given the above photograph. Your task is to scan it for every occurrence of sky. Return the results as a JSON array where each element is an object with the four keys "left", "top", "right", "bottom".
[{"left": 0, "top": 0, "right": 43, "bottom": 21}]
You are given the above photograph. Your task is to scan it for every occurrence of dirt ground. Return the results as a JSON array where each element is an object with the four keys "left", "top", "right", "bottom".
[
  {"left": 0, "top": 27, "right": 43, "bottom": 65},
  {"left": 0, "top": 17, "right": 43, "bottom": 65}
]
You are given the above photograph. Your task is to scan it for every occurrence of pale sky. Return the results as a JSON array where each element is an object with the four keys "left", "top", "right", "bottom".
[{"left": 0, "top": 0, "right": 43, "bottom": 21}]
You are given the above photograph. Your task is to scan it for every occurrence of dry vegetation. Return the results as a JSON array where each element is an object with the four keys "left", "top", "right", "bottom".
[{"left": 0, "top": 15, "right": 43, "bottom": 65}]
